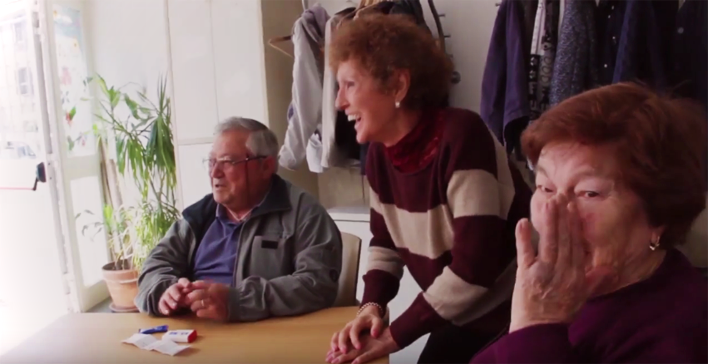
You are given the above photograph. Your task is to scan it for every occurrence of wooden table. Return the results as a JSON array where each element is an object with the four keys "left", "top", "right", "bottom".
[{"left": 0, "top": 306, "right": 388, "bottom": 363}]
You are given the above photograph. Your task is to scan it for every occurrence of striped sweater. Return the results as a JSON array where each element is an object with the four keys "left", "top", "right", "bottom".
[{"left": 363, "top": 108, "right": 532, "bottom": 349}]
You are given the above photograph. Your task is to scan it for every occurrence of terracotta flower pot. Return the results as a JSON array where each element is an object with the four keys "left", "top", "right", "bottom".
[{"left": 102, "top": 259, "right": 139, "bottom": 312}]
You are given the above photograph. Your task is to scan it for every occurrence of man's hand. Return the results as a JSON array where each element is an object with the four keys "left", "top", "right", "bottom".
[
  {"left": 185, "top": 280, "right": 230, "bottom": 321},
  {"left": 158, "top": 278, "right": 193, "bottom": 316}
]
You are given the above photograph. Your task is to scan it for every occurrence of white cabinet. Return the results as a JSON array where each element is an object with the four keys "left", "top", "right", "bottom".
[
  {"left": 328, "top": 206, "right": 429, "bottom": 364},
  {"left": 168, "top": 0, "right": 219, "bottom": 143},
  {"left": 211, "top": 0, "right": 267, "bottom": 124},
  {"left": 177, "top": 143, "right": 212, "bottom": 207},
  {"left": 168, "top": 0, "right": 267, "bottom": 144},
  {"left": 167, "top": 0, "right": 317, "bottom": 209}
]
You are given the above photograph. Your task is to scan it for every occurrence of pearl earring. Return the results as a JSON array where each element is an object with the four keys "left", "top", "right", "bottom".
[
  {"left": 395, "top": 101, "right": 400, "bottom": 108},
  {"left": 649, "top": 235, "right": 661, "bottom": 251}
]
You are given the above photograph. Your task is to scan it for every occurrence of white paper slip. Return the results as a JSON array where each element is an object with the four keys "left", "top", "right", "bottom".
[
  {"left": 122, "top": 334, "right": 191, "bottom": 356},
  {"left": 122, "top": 333, "right": 158, "bottom": 350},
  {"left": 146, "top": 339, "right": 191, "bottom": 356}
]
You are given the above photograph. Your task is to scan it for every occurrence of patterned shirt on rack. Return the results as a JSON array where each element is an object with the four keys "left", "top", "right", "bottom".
[{"left": 528, "top": 0, "right": 560, "bottom": 121}]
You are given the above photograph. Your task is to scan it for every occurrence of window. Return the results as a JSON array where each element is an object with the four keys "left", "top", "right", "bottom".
[
  {"left": 13, "top": 21, "right": 25, "bottom": 44},
  {"left": 16, "top": 67, "right": 32, "bottom": 95}
]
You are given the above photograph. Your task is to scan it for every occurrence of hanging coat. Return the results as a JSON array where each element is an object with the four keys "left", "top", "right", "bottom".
[
  {"left": 550, "top": 0, "right": 599, "bottom": 105},
  {"left": 278, "top": 5, "right": 329, "bottom": 173},
  {"left": 479, "top": 0, "right": 530, "bottom": 152}
]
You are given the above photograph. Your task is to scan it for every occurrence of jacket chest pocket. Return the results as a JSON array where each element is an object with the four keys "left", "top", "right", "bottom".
[{"left": 251, "top": 234, "right": 293, "bottom": 280}]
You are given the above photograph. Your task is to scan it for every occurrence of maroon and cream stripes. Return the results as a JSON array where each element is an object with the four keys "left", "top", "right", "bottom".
[{"left": 362, "top": 108, "right": 532, "bottom": 349}]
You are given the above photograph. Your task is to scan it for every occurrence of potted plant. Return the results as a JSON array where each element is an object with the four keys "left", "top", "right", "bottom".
[{"left": 81, "top": 75, "right": 180, "bottom": 312}]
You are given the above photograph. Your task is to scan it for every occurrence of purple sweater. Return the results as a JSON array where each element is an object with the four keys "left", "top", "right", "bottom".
[{"left": 472, "top": 249, "right": 708, "bottom": 363}]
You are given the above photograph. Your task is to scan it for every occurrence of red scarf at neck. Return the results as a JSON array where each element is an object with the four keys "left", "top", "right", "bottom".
[{"left": 384, "top": 110, "right": 445, "bottom": 173}]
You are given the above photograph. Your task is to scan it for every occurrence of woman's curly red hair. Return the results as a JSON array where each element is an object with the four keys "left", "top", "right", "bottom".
[
  {"left": 522, "top": 83, "right": 707, "bottom": 247},
  {"left": 329, "top": 13, "right": 452, "bottom": 110}
]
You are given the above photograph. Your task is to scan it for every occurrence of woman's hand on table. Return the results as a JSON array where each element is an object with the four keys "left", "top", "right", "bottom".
[
  {"left": 510, "top": 196, "right": 614, "bottom": 333},
  {"left": 184, "top": 280, "right": 230, "bottom": 321},
  {"left": 330, "top": 305, "right": 385, "bottom": 354},
  {"left": 326, "top": 327, "right": 399, "bottom": 364}
]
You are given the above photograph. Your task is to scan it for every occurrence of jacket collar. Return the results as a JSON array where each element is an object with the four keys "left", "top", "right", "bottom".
[
  {"left": 209, "top": 174, "right": 291, "bottom": 220},
  {"left": 182, "top": 174, "right": 291, "bottom": 238},
  {"left": 215, "top": 178, "right": 273, "bottom": 222},
  {"left": 247, "top": 174, "right": 291, "bottom": 219}
]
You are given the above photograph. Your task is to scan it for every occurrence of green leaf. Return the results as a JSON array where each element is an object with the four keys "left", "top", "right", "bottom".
[
  {"left": 124, "top": 95, "right": 140, "bottom": 120},
  {"left": 116, "top": 137, "right": 126, "bottom": 174},
  {"left": 97, "top": 75, "right": 108, "bottom": 96},
  {"left": 132, "top": 116, "right": 152, "bottom": 135},
  {"left": 146, "top": 120, "right": 159, "bottom": 159},
  {"left": 93, "top": 113, "right": 111, "bottom": 124},
  {"left": 109, "top": 89, "right": 121, "bottom": 110},
  {"left": 88, "top": 72, "right": 179, "bottom": 272},
  {"left": 128, "top": 142, "right": 138, "bottom": 175},
  {"left": 91, "top": 123, "right": 103, "bottom": 140},
  {"left": 67, "top": 136, "right": 75, "bottom": 151},
  {"left": 76, "top": 209, "right": 95, "bottom": 219}
]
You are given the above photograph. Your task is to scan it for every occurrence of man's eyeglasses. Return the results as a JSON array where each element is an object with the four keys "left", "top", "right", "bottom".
[{"left": 203, "top": 156, "right": 266, "bottom": 171}]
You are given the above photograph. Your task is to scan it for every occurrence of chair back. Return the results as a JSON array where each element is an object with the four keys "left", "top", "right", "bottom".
[{"left": 334, "top": 232, "right": 362, "bottom": 307}]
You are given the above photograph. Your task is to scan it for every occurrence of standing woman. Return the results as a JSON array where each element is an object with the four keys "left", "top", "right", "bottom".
[{"left": 325, "top": 14, "right": 532, "bottom": 364}]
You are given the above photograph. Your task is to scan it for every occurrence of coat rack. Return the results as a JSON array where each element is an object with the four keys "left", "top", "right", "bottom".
[
  {"left": 296, "top": 0, "right": 461, "bottom": 84},
  {"left": 428, "top": 0, "right": 461, "bottom": 84}
]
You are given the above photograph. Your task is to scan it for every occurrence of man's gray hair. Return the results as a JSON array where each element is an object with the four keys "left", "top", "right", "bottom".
[{"left": 215, "top": 117, "right": 279, "bottom": 158}]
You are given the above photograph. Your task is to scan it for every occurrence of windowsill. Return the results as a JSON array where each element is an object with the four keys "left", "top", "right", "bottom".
[
  {"left": 87, "top": 299, "right": 141, "bottom": 313},
  {"left": 87, "top": 299, "right": 112, "bottom": 313}
]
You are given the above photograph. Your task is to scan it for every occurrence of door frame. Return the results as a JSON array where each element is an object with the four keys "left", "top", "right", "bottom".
[{"left": 33, "top": 0, "right": 110, "bottom": 312}]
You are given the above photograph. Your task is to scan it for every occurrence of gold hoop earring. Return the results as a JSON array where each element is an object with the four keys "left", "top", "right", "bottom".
[{"left": 649, "top": 235, "right": 661, "bottom": 251}]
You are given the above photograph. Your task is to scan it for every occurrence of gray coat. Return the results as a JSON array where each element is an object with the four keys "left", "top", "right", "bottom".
[
  {"left": 135, "top": 175, "right": 342, "bottom": 322},
  {"left": 278, "top": 5, "right": 329, "bottom": 173}
]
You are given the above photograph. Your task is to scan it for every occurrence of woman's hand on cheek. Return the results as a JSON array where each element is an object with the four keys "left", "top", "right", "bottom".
[{"left": 510, "top": 196, "right": 613, "bottom": 333}]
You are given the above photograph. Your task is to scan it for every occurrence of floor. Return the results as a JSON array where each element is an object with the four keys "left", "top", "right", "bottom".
[{"left": 0, "top": 186, "right": 68, "bottom": 356}]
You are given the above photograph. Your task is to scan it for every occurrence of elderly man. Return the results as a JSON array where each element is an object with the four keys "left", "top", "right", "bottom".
[{"left": 135, "top": 117, "right": 342, "bottom": 322}]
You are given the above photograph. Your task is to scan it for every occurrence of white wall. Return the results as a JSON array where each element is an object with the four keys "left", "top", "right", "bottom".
[
  {"left": 84, "top": 0, "right": 312, "bottom": 209},
  {"left": 85, "top": 0, "right": 168, "bottom": 93},
  {"left": 168, "top": 0, "right": 272, "bottom": 208},
  {"left": 168, "top": 0, "right": 319, "bottom": 208},
  {"left": 84, "top": 0, "right": 171, "bottom": 206},
  {"left": 168, "top": 0, "right": 268, "bottom": 143}
]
